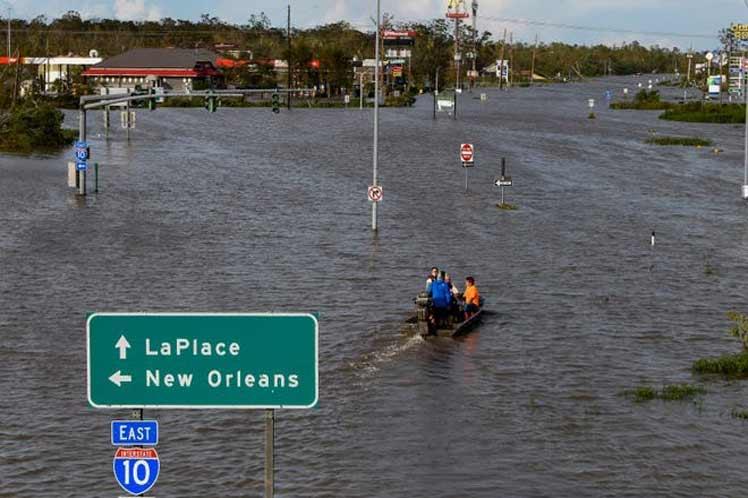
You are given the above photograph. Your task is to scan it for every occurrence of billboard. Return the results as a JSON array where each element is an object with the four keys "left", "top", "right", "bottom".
[
  {"left": 732, "top": 23, "right": 748, "bottom": 40},
  {"left": 707, "top": 75, "right": 722, "bottom": 97},
  {"left": 447, "top": 0, "right": 470, "bottom": 19}
]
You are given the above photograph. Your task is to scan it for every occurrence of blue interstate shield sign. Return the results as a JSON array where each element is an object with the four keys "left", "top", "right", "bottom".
[
  {"left": 111, "top": 420, "right": 158, "bottom": 446},
  {"left": 113, "top": 447, "right": 159, "bottom": 495},
  {"left": 74, "top": 141, "right": 89, "bottom": 161}
]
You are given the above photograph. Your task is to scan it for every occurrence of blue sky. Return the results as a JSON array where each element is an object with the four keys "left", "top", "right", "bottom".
[{"left": 6, "top": 0, "right": 746, "bottom": 49}]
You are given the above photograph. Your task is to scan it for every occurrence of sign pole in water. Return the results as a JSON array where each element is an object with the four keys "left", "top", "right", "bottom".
[
  {"left": 744, "top": 59, "right": 748, "bottom": 199},
  {"left": 460, "top": 143, "right": 475, "bottom": 192},
  {"left": 88, "top": 313, "right": 318, "bottom": 498},
  {"left": 77, "top": 111, "right": 87, "bottom": 196},
  {"left": 494, "top": 157, "right": 513, "bottom": 206},
  {"left": 371, "top": 0, "right": 381, "bottom": 231},
  {"left": 265, "top": 409, "right": 274, "bottom": 498}
]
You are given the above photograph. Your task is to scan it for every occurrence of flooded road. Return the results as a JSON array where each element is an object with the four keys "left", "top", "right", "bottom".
[{"left": 2, "top": 76, "right": 748, "bottom": 497}]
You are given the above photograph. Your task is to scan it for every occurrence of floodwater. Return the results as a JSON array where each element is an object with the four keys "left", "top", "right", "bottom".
[{"left": 2, "top": 76, "right": 748, "bottom": 497}]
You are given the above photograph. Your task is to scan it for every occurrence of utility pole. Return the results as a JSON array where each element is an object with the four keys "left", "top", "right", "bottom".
[
  {"left": 686, "top": 50, "right": 693, "bottom": 84},
  {"left": 744, "top": 70, "right": 748, "bottom": 199},
  {"left": 471, "top": 0, "right": 478, "bottom": 89},
  {"left": 508, "top": 32, "right": 514, "bottom": 88},
  {"left": 498, "top": 28, "right": 507, "bottom": 90},
  {"left": 372, "top": 0, "right": 380, "bottom": 231},
  {"left": 455, "top": 17, "right": 461, "bottom": 90},
  {"left": 530, "top": 34, "right": 538, "bottom": 85},
  {"left": 434, "top": 67, "right": 439, "bottom": 120},
  {"left": 287, "top": 4, "right": 291, "bottom": 110}
]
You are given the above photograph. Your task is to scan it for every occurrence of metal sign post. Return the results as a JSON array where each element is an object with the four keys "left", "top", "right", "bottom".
[
  {"left": 743, "top": 58, "right": 748, "bottom": 199},
  {"left": 372, "top": 0, "right": 381, "bottom": 231},
  {"left": 460, "top": 143, "right": 474, "bottom": 192},
  {"left": 494, "top": 157, "right": 513, "bottom": 205},
  {"left": 265, "top": 409, "right": 274, "bottom": 498},
  {"left": 88, "top": 312, "right": 318, "bottom": 498}
]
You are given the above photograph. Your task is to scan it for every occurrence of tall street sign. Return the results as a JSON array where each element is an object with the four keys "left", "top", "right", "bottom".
[{"left": 87, "top": 313, "right": 319, "bottom": 409}]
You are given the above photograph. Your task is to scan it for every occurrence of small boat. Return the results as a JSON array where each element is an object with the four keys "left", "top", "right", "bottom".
[{"left": 410, "top": 292, "right": 484, "bottom": 338}]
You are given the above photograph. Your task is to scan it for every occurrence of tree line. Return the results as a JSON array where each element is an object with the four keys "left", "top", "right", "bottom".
[{"left": 1, "top": 10, "right": 706, "bottom": 99}]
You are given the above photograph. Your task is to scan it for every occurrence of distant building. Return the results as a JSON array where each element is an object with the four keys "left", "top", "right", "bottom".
[
  {"left": 0, "top": 53, "right": 102, "bottom": 94},
  {"left": 83, "top": 48, "right": 222, "bottom": 92}
]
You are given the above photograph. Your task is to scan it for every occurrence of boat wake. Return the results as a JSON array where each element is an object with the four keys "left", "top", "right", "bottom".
[{"left": 348, "top": 333, "right": 424, "bottom": 378}]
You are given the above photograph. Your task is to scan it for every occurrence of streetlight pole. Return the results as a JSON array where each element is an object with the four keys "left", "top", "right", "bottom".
[
  {"left": 742, "top": 1, "right": 748, "bottom": 199},
  {"left": 743, "top": 66, "right": 748, "bottom": 200},
  {"left": 372, "top": 0, "right": 380, "bottom": 230}
]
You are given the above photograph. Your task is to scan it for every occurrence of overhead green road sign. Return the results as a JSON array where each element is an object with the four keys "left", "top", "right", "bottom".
[{"left": 87, "top": 313, "right": 318, "bottom": 409}]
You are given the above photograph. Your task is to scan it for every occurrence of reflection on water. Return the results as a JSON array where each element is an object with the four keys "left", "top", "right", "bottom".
[{"left": 2, "top": 76, "right": 748, "bottom": 497}]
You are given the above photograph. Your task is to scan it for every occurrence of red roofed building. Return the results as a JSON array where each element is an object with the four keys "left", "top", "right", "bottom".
[{"left": 83, "top": 48, "right": 222, "bottom": 92}]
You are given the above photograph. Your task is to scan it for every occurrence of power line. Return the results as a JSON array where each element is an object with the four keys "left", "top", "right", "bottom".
[{"left": 480, "top": 15, "right": 716, "bottom": 40}]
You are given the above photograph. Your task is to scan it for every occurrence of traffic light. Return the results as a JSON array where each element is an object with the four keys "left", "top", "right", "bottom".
[
  {"left": 205, "top": 93, "right": 218, "bottom": 113},
  {"left": 272, "top": 92, "right": 280, "bottom": 114},
  {"left": 147, "top": 87, "right": 157, "bottom": 111}
]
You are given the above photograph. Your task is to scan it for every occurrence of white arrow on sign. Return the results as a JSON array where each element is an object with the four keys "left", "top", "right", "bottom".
[
  {"left": 115, "top": 335, "right": 131, "bottom": 360},
  {"left": 109, "top": 370, "right": 132, "bottom": 387}
]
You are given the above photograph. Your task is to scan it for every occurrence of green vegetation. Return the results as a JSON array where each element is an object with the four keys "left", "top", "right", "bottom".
[
  {"left": 159, "top": 94, "right": 414, "bottom": 109},
  {"left": 610, "top": 90, "right": 673, "bottom": 110},
  {"left": 588, "top": 112, "right": 596, "bottom": 119},
  {"left": 732, "top": 408, "right": 748, "bottom": 420},
  {"left": 610, "top": 89, "right": 747, "bottom": 124},
  {"left": 5, "top": 11, "right": 709, "bottom": 94},
  {"left": 497, "top": 203, "right": 518, "bottom": 211},
  {"left": 694, "top": 353, "right": 748, "bottom": 377},
  {"left": 626, "top": 384, "right": 705, "bottom": 402},
  {"left": 693, "top": 313, "right": 748, "bottom": 378},
  {"left": 645, "top": 136, "right": 713, "bottom": 147},
  {"left": 660, "top": 103, "right": 746, "bottom": 124},
  {"left": 0, "top": 103, "right": 77, "bottom": 153},
  {"left": 727, "top": 311, "right": 748, "bottom": 350}
]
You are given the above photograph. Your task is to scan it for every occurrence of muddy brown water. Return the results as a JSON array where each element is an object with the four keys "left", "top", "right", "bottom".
[{"left": 2, "top": 76, "right": 748, "bottom": 497}]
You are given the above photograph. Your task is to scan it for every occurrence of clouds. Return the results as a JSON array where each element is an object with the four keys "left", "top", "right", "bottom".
[
  {"left": 13, "top": 0, "right": 741, "bottom": 49},
  {"left": 113, "top": 0, "right": 160, "bottom": 21}
]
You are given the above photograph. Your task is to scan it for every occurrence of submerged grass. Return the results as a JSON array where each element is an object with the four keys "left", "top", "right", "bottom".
[
  {"left": 660, "top": 103, "right": 746, "bottom": 124},
  {"left": 625, "top": 384, "right": 705, "bottom": 402},
  {"left": 693, "top": 352, "right": 748, "bottom": 378},
  {"left": 497, "top": 203, "right": 518, "bottom": 211},
  {"left": 645, "top": 136, "right": 713, "bottom": 147},
  {"left": 732, "top": 408, "right": 748, "bottom": 420}
]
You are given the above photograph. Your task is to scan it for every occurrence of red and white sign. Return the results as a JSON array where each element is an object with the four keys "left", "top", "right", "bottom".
[
  {"left": 368, "top": 185, "right": 383, "bottom": 202},
  {"left": 460, "top": 143, "right": 474, "bottom": 163},
  {"left": 446, "top": 12, "right": 470, "bottom": 18},
  {"left": 382, "top": 30, "right": 416, "bottom": 39}
]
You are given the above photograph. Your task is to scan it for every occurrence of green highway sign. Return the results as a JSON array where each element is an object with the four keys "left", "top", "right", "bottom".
[{"left": 87, "top": 313, "right": 318, "bottom": 409}]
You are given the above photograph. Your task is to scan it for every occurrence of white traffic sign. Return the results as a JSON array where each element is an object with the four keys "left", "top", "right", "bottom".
[
  {"left": 495, "top": 176, "right": 513, "bottom": 187},
  {"left": 460, "top": 143, "right": 474, "bottom": 163},
  {"left": 368, "top": 185, "right": 383, "bottom": 202},
  {"left": 706, "top": 52, "right": 714, "bottom": 61}
]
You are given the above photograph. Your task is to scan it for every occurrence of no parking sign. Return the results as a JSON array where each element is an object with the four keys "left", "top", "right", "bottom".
[{"left": 113, "top": 447, "right": 160, "bottom": 495}]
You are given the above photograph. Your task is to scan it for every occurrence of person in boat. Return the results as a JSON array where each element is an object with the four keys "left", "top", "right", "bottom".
[
  {"left": 430, "top": 271, "right": 452, "bottom": 329},
  {"left": 444, "top": 273, "right": 460, "bottom": 299},
  {"left": 444, "top": 273, "right": 461, "bottom": 322},
  {"left": 425, "top": 266, "right": 439, "bottom": 294},
  {"left": 463, "top": 276, "right": 481, "bottom": 320}
]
